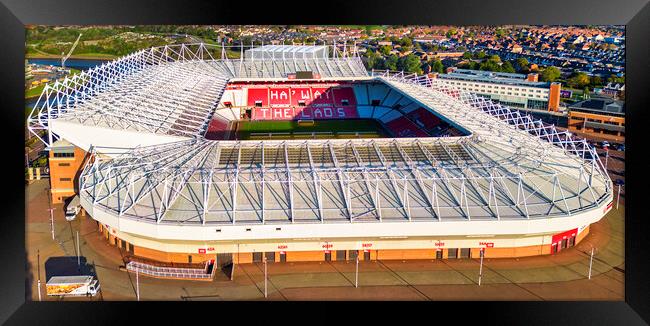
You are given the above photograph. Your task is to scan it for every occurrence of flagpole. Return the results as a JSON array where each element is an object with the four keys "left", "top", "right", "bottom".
[
  {"left": 37, "top": 249, "right": 42, "bottom": 301},
  {"left": 136, "top": 267, "right": 140, "bottom": 301},
  {"left": 478, "top": 248, "right": 484, "bottom": 286},
  {"left": 355, "top": 254, "right": 359, "bottom": 288},
  {"left": 264, "top": 256, "right": 268, "bottom": 298}
]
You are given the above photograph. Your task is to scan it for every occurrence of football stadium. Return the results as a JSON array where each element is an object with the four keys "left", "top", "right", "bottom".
[{"left": 28, "top": 44, "right": 613, "bottom": 266}]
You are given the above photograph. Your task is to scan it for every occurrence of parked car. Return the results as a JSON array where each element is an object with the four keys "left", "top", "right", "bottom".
[{"left": 65, "top": 195, "right": 81, "bottom": 221}]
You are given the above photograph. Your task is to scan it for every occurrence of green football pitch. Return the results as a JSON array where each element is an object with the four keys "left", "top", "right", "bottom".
[{"left": 236, "top": 119, "right": 388, "bottom": 140}]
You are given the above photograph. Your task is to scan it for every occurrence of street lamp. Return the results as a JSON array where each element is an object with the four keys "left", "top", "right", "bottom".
[
  {"left": 478, "top": 248, "right": 484, "bottom": 286},
  {"left": 48, "top": 208, "right": 55, "bottom": 240},
  {"left": 263, "top": 256, "right": 268, "bottom": 299},
  {"left": 37, "top": 249, "right": 42, "bottom": 301},
  {"left": 76, "top": 231, "right": 80, "bottom": 267},
  {"left": 355, "top": 253, "right": 359, "bottom": 288},
  {"left": 588, "top": 245, "right": 597, "bottom": 280},
  {"left": 136, "top": 266, "right": 140, "bottom": 301},
  {"left": 614, "top": 179, "right": 624, "bottom": 209}
]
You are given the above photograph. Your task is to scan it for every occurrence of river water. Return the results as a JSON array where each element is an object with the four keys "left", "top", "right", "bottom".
[
  {"left": 26, "top": 58, "right": 109, "bottom": 107},
  {"left": 27, "top": 58, "right": 109, "bottom": 71}
]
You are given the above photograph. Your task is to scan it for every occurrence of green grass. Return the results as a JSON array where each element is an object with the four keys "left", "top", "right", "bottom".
[
  {"left": 237, "top": 119, "right": 387, "bottom": 140},
  {"left": 25, "top": 85, "right": 46, "bottom": 99},
  {"left": 25, "top": 68, "right": 82, "bottom": 99}
]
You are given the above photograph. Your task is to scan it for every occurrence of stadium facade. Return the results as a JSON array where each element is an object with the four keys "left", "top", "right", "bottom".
[{"left": 28, "top": 44, "right": 613, "bottom": 264}]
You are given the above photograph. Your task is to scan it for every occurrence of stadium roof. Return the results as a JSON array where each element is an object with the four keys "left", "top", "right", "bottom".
[
  {"left": 75, "top": 71, "right": 611, "bottom": 226},
  {"left": 244, "top": 45, "right": 329, "bottom": 59},
  {"left": 27, "top": 43, "right": 368, "bottom": 150},
  {"left": 26, "top": 44, "right": 611, "bottom": 238}
]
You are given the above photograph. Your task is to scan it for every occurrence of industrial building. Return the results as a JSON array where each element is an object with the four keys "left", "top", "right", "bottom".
[
  {"left": 568, "top": 97, "right": 625, "bottom": 142},
  {"left": 434, "top": 68, "right": 562, "bottom": 112}
]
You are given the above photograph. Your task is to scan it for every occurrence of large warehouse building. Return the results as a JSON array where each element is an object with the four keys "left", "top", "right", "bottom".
[{"left": 28, "top": 44, "right": 612, "bottom": 265}]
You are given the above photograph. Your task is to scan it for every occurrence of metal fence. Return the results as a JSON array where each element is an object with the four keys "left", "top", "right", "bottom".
[{"left": 126, "top": 260, "right": 214, "bottom": 280}]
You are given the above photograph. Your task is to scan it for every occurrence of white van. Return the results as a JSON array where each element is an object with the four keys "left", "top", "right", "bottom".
[{"left": 65, "top": 195, "right": 81, "bottom": 221}]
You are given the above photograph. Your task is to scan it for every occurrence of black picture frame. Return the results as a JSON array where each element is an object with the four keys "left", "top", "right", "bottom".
[{"left": 1, "top": 0, "right": 648, "bottom": 324}]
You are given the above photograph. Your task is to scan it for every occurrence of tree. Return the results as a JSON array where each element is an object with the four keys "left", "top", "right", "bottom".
[
  {"left": 431, "top": 59, "right": 444, "bottom": 74},
  {"left": 378, "top": 45, "right": 392, "bottom": 56},
  {"left": 514, "top": 57, "right": 530, "bottom": 73},
  {"left": 364, "top": 50, "right": 381, "bottom": 70},
  {"left": 475, "top": 51, "right": 486, "bottom": 59},
  {"left": 400, "top": 37, "right": 412, "bottom": 48},
  {"left": 384, "top": 54, "right": 398, "bottom": 71},
  {"left": 462, "top": 51, "right": 472, "bottom": 59},
  {"left": 397, "top": 54, "right": 423, "bottom": 74},
  {"left": 479, "top": 60, "right": 501, "bottom": 72},
  {"left": 501, "top": 61, "right": 516, "bottom": 73},
  {"left": 488, "top": 54, "right": 501, "bottom": 62},
  {"left": 590, "top": 75, "right": 603, "bottom": 87},
  {"left": 583, "top": 87, "right": 590, "bottom": 100},
  {"left": 540, "top": 66, "right": 561, "bottom": 82},
  {"left": 607, "top": 74, "right": 625, "bottom": 84},
  {"left": 567, "top": 72, "right": 590, "bottom": 89}
]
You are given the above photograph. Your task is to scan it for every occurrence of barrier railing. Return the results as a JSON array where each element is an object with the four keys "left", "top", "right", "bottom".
[{"left": 126, "top": 260, "right": 213, "bottom": 280}]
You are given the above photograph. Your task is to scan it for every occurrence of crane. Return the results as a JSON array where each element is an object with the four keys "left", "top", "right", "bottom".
[{"left": 61, "top": 33, "right": 82, "bottom": 70}]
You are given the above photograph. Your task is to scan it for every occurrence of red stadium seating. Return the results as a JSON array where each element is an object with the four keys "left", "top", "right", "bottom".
[
  {"left": 407, "top": 107, "right": 443, "bottom": 130},
  {"left": 385, "top": 116, "right": 429, "bottom": 138},
  {"left": 246, "top": 83, "right": 359, "bottom": 120},
  {"left": 204, "top": 117, "right": 232, "bottom": 140},
  {"left": 230, "top": 80, "right": 466, "bottom": 139}
]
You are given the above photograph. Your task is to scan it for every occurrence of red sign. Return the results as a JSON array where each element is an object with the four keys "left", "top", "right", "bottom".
[
  {"left": 363, "top": 249, "right": 370, "bottom": 253},
  {"left": 294, "top": 106, "right": 358, "bottom": 120},
  {"left": 269, "top": 88, "right": 291, "bottom": 107},
  {"left": 290, "top": 88, "right": 313, "bottom": 106},
  {"left": 277, "top": 245, "right": 288, "bottom": 250},
  {"left": 322, "top": 244, "right": 333, "bottom": 249},
  {"left": 479, "top": 242, "right": 494, "bottom": 248},
  {"left": 551, "top": 228, "right": 579, "bottom": 244},
  {"left": 198, "top": 248, "right": 206, "bottom": 254},
  {"left": 247, "top": 88, "right": 269, "bottom": 107},
  {"left": 253, "top": 107, "right": 295, "bottom": 120},
  {"left": 324, "top": 250, "right": 330, "bottom": 254},
  {"left": 280, "top": 251, "right": 286, "bottom": 255},
  {"left": 207, "top": 247, "right": 215, "bottom": 252},
  {"left": 362, "top": 243, "right": 372, "bottom": 248},
  {"left": 332, "top": 87, "right": 357, "bottom": 106},
  {"left": 434, "top": 241, "right": 445, "bottom": 247},
  {"left": 310, "top": 87, "right": 334, "bottom": 105}
]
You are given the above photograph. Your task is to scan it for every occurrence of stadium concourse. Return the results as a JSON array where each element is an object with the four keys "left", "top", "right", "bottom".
[{"left": 27, "top": 44, "right": 613, "bottom": 270}]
